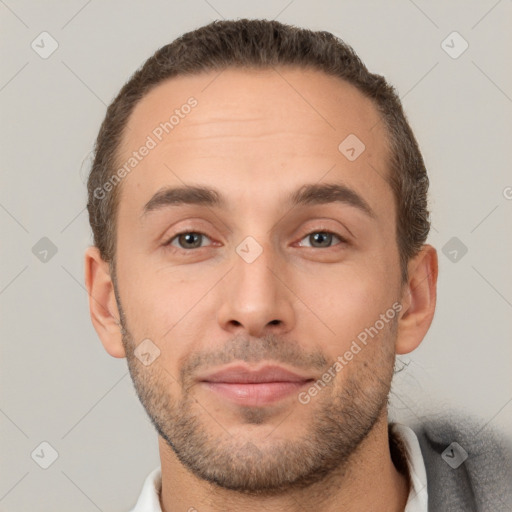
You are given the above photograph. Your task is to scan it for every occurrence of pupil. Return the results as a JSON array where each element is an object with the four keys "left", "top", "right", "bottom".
[
  {"left": 180, "top": 233, "right": 201, "bottom": 248},
  {"left": 312, "top": 232, "right": 331, "bottom": 247}
]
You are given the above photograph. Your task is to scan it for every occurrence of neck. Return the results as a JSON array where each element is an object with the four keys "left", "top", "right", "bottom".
[{"left": 158, "top": 409, "right": 410, "bottom": 512}]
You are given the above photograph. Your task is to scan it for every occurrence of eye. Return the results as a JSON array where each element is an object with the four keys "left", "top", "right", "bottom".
[
  {"left": 165, "top": 231, "right": 212, "bottom": 250},
  {"left": 164, "top": 230, "right": 345, "bottom": 251},
  {"left": 298, "top": 231, "right": 346, "bottom": 248}
]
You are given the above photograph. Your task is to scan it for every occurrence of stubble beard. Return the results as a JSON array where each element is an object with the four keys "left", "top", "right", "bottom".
[{"left": 115, "top": 291, "right": 396, "bottom": 495}]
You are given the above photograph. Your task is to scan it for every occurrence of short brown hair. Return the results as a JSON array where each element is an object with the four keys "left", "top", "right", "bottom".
[{"left": 87, "top": 19, "right": 430, "bottom": 282}]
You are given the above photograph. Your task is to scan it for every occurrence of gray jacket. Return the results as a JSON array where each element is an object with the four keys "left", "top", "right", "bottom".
[{"left": 411, "top": 416, "right": 512, "bottom": 511}]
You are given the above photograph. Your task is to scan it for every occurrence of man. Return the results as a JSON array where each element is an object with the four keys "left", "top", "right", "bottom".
[{"left": 84, "top": 19, "right": 511, "bottom": 511}]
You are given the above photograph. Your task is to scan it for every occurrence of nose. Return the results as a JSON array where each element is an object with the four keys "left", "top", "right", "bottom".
[{"left": 216, "top": 243, "right": 296, "bottom": 338}]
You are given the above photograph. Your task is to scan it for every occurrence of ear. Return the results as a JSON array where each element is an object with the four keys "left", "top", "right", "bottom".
[
  {"left": 84, "top": 246, "right": 125, "bottom": 358},
  {"left": 395, "top": 244, "right": 438, "bottom": 355}
]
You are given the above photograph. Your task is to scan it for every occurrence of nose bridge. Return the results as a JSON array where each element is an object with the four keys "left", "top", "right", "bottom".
[
  {"left": 236, "top": 239, "right": 277, "bottom": 297},
  {"left": 216, "top": 236, "right": 295, "bottom": 335}
]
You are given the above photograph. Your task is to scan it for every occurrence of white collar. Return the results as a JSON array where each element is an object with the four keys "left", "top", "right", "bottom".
[
  {"left": 129, "top": 466, "right": 161, "bottom": 512},
  {"left": 391, "top": 423, "right": 429, "bottom": 512}
]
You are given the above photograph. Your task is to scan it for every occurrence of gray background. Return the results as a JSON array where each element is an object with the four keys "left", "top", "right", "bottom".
[{"left": 1, "top": 0, "right": 511, "bottom": 510}]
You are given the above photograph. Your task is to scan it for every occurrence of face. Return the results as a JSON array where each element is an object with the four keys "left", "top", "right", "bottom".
[{"left": 112, "top": 67, "right": 404, "bottom": 493}]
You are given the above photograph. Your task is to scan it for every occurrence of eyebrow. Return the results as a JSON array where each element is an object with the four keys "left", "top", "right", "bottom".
[
  {"left": 289, "top": 183, "right": 375, "bottom": 218},
  {"left": 143, "top": 185, "right": 224, "bottom": 215},
  {"left": 142, "top": 182, "right": 375, "bottom": 219}
]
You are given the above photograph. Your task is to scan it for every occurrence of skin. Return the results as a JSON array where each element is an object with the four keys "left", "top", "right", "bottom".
[{"left": 85, "top": 67, "right": 438, "bottom": 512}]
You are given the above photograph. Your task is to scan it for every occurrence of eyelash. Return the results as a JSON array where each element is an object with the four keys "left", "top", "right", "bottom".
[{"left": 163, "top": 229, "right": 348, "bottom": 251}]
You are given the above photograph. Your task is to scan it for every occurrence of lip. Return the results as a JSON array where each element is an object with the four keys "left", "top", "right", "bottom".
[
  {"left": 199, "top": 364, "right": 314, "bottom": 406},
  {"left": 199, "top": 364, "right": 313, "bottom": 384}
]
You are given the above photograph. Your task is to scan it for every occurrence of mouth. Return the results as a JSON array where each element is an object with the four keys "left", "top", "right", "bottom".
[{"left": 198, "top": 364, "right": 315, "bottom": 406}]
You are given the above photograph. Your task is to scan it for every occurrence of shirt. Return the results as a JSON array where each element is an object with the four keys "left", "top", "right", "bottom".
[
  {"left": 129, "top": 423, "right": 428, "bottom": 512},
  {"left": 392, "top": 423, "right": 429, "bottom": 511}
]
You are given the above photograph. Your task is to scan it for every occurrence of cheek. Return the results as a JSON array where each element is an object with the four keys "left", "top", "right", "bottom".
[
  {"left": 294, "top": 265, "right": 394, "bottom": 351},
  {"left": 118, "top": 260, "right": 220, "bottom": 359}
]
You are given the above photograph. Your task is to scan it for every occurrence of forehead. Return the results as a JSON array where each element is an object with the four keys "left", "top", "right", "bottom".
[{"left": 116, "top": 67, "right": 393, "bottom": 219}]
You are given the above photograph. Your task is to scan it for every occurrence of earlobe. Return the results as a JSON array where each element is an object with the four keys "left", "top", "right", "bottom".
[
  {"left": 395, "top": 244, "right": 438, "bottom": 355},
  {"left": 84, "top": 246, "right": 126, "bottom": 358}
]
